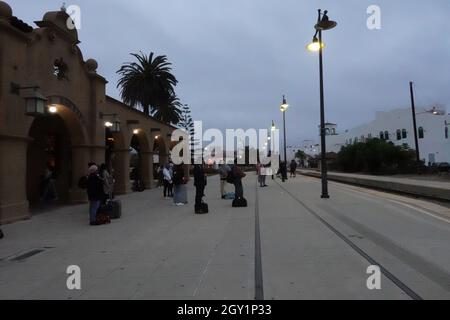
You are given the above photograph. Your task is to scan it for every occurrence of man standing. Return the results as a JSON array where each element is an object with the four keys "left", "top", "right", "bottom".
[
  {"left": 290, "top": 159, "right": 298, "bottom": 178},
  {"left": 218, "top": 162, "right": 231, "bottom": 199},
  {"left": 163, "top": 164, "right": 173, "bottom": 198},
  {"left": 86, "top": 165, "right": 104, "bottom": 226},
  {"left": 279, "top": 161, "right": 288, "bottom": 183},
  {"left": 193, "top": 164, "right": 207, "bottom": 213}
]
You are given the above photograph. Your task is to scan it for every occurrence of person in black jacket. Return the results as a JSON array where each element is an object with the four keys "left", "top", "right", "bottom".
[
  {"left": 86, "top": 165, "right": 104, "bottom": 226},
  {"left": 279, "top": 161, "right": 288, "bottom": 182},
  {"left": 193, "top": 164, "right": 207, "bottom": 213}
]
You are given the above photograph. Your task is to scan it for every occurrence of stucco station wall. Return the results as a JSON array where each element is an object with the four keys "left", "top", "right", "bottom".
[{"left": 0, "top": 2, "right": 175, "bottom": 224}]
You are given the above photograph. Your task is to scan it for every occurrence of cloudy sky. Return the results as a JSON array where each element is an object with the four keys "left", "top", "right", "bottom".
[{"left": 11, "top": 0, "right": 450, "bottom": 146}]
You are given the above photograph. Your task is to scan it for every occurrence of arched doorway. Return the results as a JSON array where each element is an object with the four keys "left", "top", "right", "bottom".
[
  {"left": 26, "top": 99, "right": 87, "bottom": 208},
  {"left": 27, "top": 114, "right": 72, "bottom": 205},
  {"left": 152, "top": 134, "right": 169, "bottom": 179}
]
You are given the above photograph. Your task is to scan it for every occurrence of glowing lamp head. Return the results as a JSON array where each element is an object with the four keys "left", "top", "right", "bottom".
[
  {"left": 133, "top": 129, "right": 140, "bottom": 135},
  {"left": 48, "top": 105, "right": 58, "bottom": 114},
  {"left": 307, "top": 37, "right": 324, "bottom": 52},
  {"left": 105, "top": 121, "right": 114, "bottom": 128},
  {"left": 280, "top": 95, "right": 289, "bottom": 112}
]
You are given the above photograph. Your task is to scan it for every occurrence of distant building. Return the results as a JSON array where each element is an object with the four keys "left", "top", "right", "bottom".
[{"left": 324, "top": 106, "right": 450, "bottom": 165}]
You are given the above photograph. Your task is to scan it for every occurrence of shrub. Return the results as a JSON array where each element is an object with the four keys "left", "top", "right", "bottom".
[{"left": 334, "top": 139, "right": 416, "bottom": 174}]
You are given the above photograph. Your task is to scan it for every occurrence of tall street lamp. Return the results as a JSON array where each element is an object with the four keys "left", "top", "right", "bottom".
[
  {"left": 280, "top": 95, "right": 289, "bottom": 163},
  {"left": 307, "top": 9, "right": 337, "bottom": 199}
]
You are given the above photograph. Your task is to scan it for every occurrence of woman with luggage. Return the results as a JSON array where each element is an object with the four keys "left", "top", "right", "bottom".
[{"left": 99, "top": 163, "right": 113, "bottom": 204}]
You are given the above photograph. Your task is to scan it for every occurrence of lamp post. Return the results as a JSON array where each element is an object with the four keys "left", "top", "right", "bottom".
[
  {"left": 270, "top": 121, "right": 276, "bottom": 179},
  {"left": 307, "top": 9, "right": 337, "bottom": 199},
  {"left": 280, "top": 96, "right": 289, "bottom": 163}
]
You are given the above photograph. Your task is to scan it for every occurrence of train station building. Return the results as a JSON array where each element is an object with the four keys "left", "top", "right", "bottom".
[{"left": 0, "top": 2, "right": 177, "bottom": 224}]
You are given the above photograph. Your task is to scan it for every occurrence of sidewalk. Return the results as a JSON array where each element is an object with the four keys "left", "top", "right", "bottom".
[
  {"left": 299, "top": 170, "right": 450, "bottom": 201},
  {"left": 0, "top": 175, "right": 255, "bottom": 300}
]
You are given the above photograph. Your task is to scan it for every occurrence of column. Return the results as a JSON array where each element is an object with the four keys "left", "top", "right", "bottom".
[
  {"left": 68, "top": 145, "right": 90, "bottom": 204},
  {"left": 141, "top": 151, "right": 155, "bottom": 189},
  {"left": 0, "top": 134, "right": 31, "bottom": 224},
  {"left": 112, "top": 148, "right": 131, "bottom": 195}
]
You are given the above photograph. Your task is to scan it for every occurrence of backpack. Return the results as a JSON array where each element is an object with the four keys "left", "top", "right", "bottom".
[
  {"left": 78, "top": 176, "right": 88, "bottom": 189},
  {"left": 226, "top": 166, "right": 235, "bottom": 184}
]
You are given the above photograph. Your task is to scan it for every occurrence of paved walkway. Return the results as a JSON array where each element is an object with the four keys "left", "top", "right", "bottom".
[{"left": 1, "top": 174, "right": 450, "bottom": 300}]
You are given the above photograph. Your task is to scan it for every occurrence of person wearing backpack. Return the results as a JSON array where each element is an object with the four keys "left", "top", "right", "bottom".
[
  {"left": 86, "top": 165, "right": 104, "bottom": 226},
  {"left": 232, "top": 160, "right": 247, "bottom": 207},
  {"left": 218, "top": 162, "right": 231, "bottom": 199}
]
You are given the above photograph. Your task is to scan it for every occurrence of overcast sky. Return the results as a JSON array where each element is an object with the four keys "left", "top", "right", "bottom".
[{"left": 10, "top": 0, "right": 450, "bottom": 145}]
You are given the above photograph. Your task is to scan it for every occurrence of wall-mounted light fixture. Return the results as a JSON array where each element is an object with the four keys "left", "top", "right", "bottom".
[
  {"left": 99, "top": 112, "right": 120, "bottom": 133},
  {"left": 11, "top": 82, "right": 48, "bottom": 116}
]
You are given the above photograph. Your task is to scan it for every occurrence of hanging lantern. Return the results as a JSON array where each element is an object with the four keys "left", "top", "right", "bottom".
[{"left": 24, "top": 89, "right": 47, "bottom": 116}]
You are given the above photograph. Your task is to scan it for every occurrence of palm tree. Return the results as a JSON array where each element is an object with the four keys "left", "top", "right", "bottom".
[
  {"left": 152, "top": 95, "right": 182, "bottom": 125},
  {"left": 116, "top": 52, "right": 178, "bottom": 116}
]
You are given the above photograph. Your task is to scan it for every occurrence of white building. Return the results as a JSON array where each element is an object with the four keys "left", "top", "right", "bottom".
[{"left": 323, "top": 106, "right": 450, "bottom": 165}]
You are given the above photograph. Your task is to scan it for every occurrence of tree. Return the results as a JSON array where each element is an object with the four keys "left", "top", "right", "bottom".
[
  {"left": 152, "top": 95, "right": 182, "bottom": 125},
  {"left": 116, "top": 52, "right": 178, "bottom": 116},
  {"left": 295, "top": 150, "right": 307, "bottom": 161},
  {"left": 178, "top": 104, "right": 195, "bottom": 160}
]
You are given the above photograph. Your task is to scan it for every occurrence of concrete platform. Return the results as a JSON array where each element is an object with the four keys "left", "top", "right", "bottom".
[{"left": 1, "top": 174, "right": 449, "bottom": 300}]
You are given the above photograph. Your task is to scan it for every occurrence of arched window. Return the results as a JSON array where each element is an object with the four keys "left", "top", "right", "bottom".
[
  {"left": 385, "top": 131, "right": 390, "bottom": 140},
  {"left": 397, "top": 129, "right": 402, "bottom": 141},
  {"left": 418, "top": 127, "right": 424, "bottom": 139},
  {"left": 402, "top": 129, "right": 407, "bottom": 139},
  {"left": 380, "top": 131, "right": 385, "bottom": 140},
  {"left": 446, "top": 127, "right": 449, "bottom": 139}
]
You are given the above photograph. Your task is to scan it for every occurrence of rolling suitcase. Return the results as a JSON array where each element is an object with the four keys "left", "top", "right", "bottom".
[
  {"left": 107, "top": 191, "right": 122, "bottom": 219},
  {"left": 108, "top": 199, "right": 122, "bottom": 219},
  {"left": 232, "top": 197, "right": 248, "bottom": 208}
]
